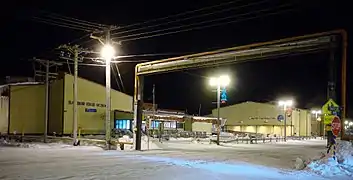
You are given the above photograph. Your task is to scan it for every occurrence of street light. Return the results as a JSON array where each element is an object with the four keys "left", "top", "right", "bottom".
[
  {"left": 311, "top": 110, "right": 322, "bottom": 120},
  {"left": 101, "top": 43, "right": 115, "bottom": 149},
  {"left": 209, "top": 75, "right": 230, "bottom": 145},
  {"left": 311, "top": 109, "right": 322, "bottom": 136},
  {"left": 101, "top": 44, "right": 115, "bottom": 61},
  {"left": 278, "top": 99, "right": 293, "bottom": 141}
]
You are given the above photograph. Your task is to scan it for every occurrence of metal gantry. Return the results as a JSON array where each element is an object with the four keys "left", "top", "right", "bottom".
[{"left": 133, "top": 30, "right": 348, "bottom": 150}]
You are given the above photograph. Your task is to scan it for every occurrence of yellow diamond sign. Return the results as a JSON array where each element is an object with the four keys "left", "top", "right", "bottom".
[{"left": 322, "top": 98, "right": 340, "bottom": 125}]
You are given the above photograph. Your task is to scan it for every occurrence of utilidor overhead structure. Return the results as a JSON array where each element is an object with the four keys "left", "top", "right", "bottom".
[{"left": 133, "top": 30, "right": 348, "bottom": 150}]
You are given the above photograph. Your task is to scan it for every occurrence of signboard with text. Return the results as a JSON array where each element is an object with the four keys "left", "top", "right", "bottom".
[{"left": 322, "top": 99, "right": 340, "bottom": 125}]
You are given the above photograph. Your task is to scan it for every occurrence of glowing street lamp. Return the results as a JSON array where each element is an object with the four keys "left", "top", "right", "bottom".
[
  {"left": 209, "top": 75, "right": 230, "bottom": 145},
  {"left": 101, "top": 44, "right": 115, "bottom": 62},
  {"left": 278, "top": 99, "right": 294, "bottom": 141},
  {"left": 311, "top": 110, "right": 322, "bottom": 120},
  {"left": 101, "top": 43, "right": 115, "bottom": 149}
]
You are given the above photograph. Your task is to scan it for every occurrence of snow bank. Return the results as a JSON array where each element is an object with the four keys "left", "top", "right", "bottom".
[
  {"left": 118, "top": 135, "right": 162, "bottom": 151},
  {"left": 306, "top": 140, "right": 353, "bottom": 178}
]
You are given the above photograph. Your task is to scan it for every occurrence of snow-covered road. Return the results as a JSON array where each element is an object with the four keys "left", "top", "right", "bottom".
[
  {"left": 0, "top": 139, "right": 350, "bottom": 180},
  {"left": 143, "top": 139, "right": 326, "bottom": 169}
]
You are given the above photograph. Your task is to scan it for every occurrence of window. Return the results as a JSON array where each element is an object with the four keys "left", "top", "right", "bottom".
[
  {"left": 151, "top": 121, "right": 160, "bottom": 129},
  {"left": 177, "top": 122, "right": 184, "bottom": 129},
  {"left": 115, "top": 119, "right": 131, "bottom": 130}
]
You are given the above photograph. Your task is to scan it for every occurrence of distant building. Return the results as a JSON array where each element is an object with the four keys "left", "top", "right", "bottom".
[
  {"left": 212, "top": 101, "right": 315, "bottom": 136},
  {"left": 5, "top": 76, "right": 34, "bottom": 84}
]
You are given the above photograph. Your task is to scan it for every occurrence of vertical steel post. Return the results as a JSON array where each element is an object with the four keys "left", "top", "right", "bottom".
[
  {"left": 105, "top": 29, "right": 112, "bottom": 149},
  {"left": 135, "top": 76, "right": 144, "bottom": 150},
  {"left": 284, "top": 105, "right": 287, "bottom": 142},
  {"left": 73, "top": 47, "right": 78, "bottom": 145},
  {"left": 44, "top": 60, "right": 49, "bottom": 143},
  {"left": 216, "top": 84, "right": 221, "bottom": 145}
]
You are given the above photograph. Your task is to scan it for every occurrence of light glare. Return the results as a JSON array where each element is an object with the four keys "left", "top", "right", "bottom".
[
  {"left": 209, "top": 77, "right": 218, "bottom": 86},
  {"left": 209, "top": 75, "right": 230, "bottom": 86},
  {"left": 278, "top": 99, "right": 293, "bottom": 107},
  {"left": 311, "top": 110, "right": 322, "bottom": 114},
  {"left": 101, "top": 44, "right": 115, "bottom": 61},
  {"left": 219, "top": 75, "right": 230, "bottom": 86}
]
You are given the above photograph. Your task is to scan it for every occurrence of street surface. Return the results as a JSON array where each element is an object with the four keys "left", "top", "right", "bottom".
[{"left": 0, "top": 139, "right": 346, "bottom": 180}]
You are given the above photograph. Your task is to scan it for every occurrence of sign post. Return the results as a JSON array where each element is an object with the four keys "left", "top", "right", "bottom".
[
  {"left": 328, "top": 116, "right": 341, "bottom": 161},
  {"left": 322, "top": 98, "right": 340, "bottom": 146}
]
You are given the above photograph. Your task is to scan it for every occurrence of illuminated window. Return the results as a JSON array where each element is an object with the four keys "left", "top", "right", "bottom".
[
  {"left": 151, "top": 121, "right": 160, "bottom": 129},
  {"left": 115, "top": 119, "right": 131, "bottom": 130}
]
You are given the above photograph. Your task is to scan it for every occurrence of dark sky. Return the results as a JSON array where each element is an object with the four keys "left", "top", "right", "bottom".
[{"left": 1, "top": 0, "right": 352, "bottom": 116}]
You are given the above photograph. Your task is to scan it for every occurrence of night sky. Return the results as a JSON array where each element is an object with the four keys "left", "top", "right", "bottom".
[{"left": 1, "top": 0, "right": 352, "bottom": 116}]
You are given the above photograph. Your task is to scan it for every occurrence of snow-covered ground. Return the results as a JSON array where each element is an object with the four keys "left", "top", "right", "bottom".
[{"left": 0, "top": 138, "right": 351, "bottom": 179}]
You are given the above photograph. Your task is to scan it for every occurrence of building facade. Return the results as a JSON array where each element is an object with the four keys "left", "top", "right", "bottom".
[
  {"left": 0, "top": 74, "right": 133, "bottom": 135},
  {"left": 0, "top": 74, "right": 216, "bottom": 136},
  {"left": 212, "top": 101, "right": 313, "bottom": 136}
]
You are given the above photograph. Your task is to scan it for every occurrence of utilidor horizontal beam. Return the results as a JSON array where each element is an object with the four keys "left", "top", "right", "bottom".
[{"left": 136, "top": 35, "right": 336, "bottom": 75}]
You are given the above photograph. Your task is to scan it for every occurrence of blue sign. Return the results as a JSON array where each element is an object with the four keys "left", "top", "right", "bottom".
[
  {"left": 85, "top": 108, "right": 97, "bottom": 112},
  {"left": 327, "top": 103, "right": 339, "bottom": 116},
  {"left": 221, "top": 88, "right": 228, "bottom": 103},
  {"left": 277, "top": 115, "right": 284, "bottom": 121}
]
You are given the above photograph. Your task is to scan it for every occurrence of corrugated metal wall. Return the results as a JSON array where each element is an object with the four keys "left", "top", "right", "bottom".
[
  {"left": 9, "top": 85, "right": 46, "bottom": 134},
  {"left": 63, "top": 74, "right": 133, "bottom": 135},
  {"left": 0, "top": 96, "right": 9, "bottom": 134}
]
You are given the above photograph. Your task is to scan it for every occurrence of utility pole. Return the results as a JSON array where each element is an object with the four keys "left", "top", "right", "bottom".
[
  {"left": 150, "top": 84, "right": 156, "bottom": 149},
  {"left": 58, "top": 45, "right": 82, "bottom": 145},
  {"left": 33, "top": 58, "right": 62, "bottom": 143},
  {"left": 216, "top": 84, "right": 221, "bottom": 145},
  {"left": 105, "top": 27, "right": 112, "bottom": 149},
  {"left": 89, "top": 25, "right": 118, "bottom": 150},
  {"left": 198, "top": 104, "right": 202, "bottom": 116}
]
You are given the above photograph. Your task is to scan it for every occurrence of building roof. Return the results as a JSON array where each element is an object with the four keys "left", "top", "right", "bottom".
[
  {"left": 0, "top": 82, "right": 42, "bottom": 94},
  {"left": 212, "top": 101, "right": 308, "bottom": 112}
]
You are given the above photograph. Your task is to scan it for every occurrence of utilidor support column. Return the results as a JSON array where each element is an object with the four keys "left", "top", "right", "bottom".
[{"left": 135, "top": 76, "right": 144, "bottom": 150}]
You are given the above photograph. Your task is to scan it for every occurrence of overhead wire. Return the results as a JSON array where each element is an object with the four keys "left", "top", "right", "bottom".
[
  {"left": 114, "top": 63, "right": 126, "bottom": 92},
  {"left": 113, "top": 0, "right": 242, "bottom": 30},
  {"left": 111, "top": 65, "right": 122, "bottom": 91},
  {"left": 114, "top": 3, "right": 293, "bottom": 41},
  {"left": 38, "top": 14, "right": 103, "bottom": 30},
  {"left": 111, "top": 0, "right": 271, "bottom": 36},
  {"left": 118, "top": 5, "right": 297, "bottom": 42},
  {"left": 38, "top": 10, "right": 109, "bottom": 28},
  {"left": 32, "top": 17, "right": 96, "bottom": 32}
]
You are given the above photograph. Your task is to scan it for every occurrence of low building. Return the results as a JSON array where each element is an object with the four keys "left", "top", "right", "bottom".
[
  {"left": 0, "top": 75, "right": 217, "bottom": 136},
  {"left": 212, "top": 101, "right": 313, "bottom": 136},
  {"left": 0, "top": 73, "right": 132, "bottom": 135}
]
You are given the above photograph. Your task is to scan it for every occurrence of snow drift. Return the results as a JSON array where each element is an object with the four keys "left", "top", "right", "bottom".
[{"left": 307, "top": 140, "right": 353, "bottom": 178}]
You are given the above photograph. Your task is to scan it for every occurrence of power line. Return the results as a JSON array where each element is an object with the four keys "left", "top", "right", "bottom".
[
  {"left": 119, "top": 6, "right": 297, "bottom": 43},
  {"left": 112, "top": 0, "right": 271, "bottom": 36},
  {"left": 114, "top": 3, "right": 293, "bottom": 41},
  {"left": 114, "top": 0, "right": 242, "bottom": 30},
  {"left": 111, "top": 65, "right": 122, "bottom": 91},
  {"left": 32, "top": 17, "right": 96, "bottom": 32},
  {"left": 114, "top": 63, "right": 125, "bottom": 92},
  {"left": 38, "top": 10, "right": 109, "bottom": 28},
  {"left": 39, "top": 14, "right": 103, "bottom": 30}
]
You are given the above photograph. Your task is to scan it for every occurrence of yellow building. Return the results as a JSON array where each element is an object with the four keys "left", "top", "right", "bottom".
[
  {"left": 0, "top": 74, "right": 133, "bottom": 135},
  {"left": 212, "top": 101, "right": 313, "bottom": 136}
]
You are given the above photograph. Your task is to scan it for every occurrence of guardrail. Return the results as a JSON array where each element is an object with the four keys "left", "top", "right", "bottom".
[{"left": 210, "top": 136, "right": 317, "bottom": 144}]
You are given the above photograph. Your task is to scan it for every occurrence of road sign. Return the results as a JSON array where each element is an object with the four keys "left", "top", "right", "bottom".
[
  {"left": 322, "top": 99, "right": 340, "bottom": 125},
  {"left": 220, "top": 87, "right": 227, "bottom": 103},
  {"left": 331, "top": 116, "right": 341, "bottom": 136},
  {"left": 277, "top": 115, "right": 284, "bottom": 121},
  {"left": 322, "top": 99, "right": 339, "bottom": 115}
]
